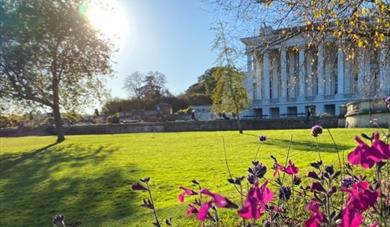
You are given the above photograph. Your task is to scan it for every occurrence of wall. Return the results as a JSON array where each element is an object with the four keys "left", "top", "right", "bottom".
[
  {"left": 0, "top": 117, "right": 339, "bottom": 137},
  {"left": 345, "top": 99, "right": 390, "bottom": 128}
]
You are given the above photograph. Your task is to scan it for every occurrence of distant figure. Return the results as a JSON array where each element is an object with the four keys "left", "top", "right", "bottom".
[
  {"left": 191, "top": 110, "right": 196, "bottom": 121},
  {"left": 156, "top": 105, "right": 161, "bottom": 117},
  {"left": 222, "top": 112, "right": 230, "bottom": 120}
]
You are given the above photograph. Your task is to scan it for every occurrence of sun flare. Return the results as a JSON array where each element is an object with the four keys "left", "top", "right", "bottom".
[{"left": 86, "top": 0, "right": 129, "bottom": 41}]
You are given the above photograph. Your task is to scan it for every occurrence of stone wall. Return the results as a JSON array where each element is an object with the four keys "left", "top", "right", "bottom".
[
  {"left": 0, "top": 117, "right": 339, "bottom": 137},
  {"left": 345, "top": 99, "right": 390, "bottom": 128}
]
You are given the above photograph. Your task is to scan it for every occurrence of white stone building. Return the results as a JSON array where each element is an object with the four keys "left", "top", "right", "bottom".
[{"left": 241, "top": 27, "right": 390, "bottom": 118}]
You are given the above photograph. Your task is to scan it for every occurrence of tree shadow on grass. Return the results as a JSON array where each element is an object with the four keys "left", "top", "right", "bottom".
[
  {"left": 265, "top": 138, "right": 353, "bottom": 153},
  {"left": 0, "top": 143, "right": 139, "bottom": 226}
]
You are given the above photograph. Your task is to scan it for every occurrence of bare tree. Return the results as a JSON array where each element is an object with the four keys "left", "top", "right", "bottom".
[
  {"left": 211, "top": 0, "right": 389, "bottom": 53},
  {"left": 212, "top": 23, "right": 249, "bottom": 134},
  {"left": 123, "top": 71, "right": 145, "bottom": 99}
]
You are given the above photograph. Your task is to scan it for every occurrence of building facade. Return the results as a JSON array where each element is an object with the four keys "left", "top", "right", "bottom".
[{"left": 241, "top": 28, "right": 390, "bottom": 118}]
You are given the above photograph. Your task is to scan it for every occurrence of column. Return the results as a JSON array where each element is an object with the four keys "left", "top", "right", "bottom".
[
  {"left": 298, "top": 47, "right": 306, "bottom": 100},
  {"left": 306, "top": 51, "right": 313, "bottom": 96},
  {"left": 337, "top": 47, "right": 345, "bottom": 97},
  {"left": 317, "top": 43, "right": 325, "bottom": 99},
  {"left": 263, "top": 51, "right": 270, "bottom": 101},
  {"left": 247, "top": 52, "right": 253, "bottom": 72},
  {"left": 316, "top": 104, "right": 324, "bottom": 115},
  {"left": 280, "top": 48, "right": 288, "bottom": 101},
  {"left": 357, "top": 48, "right": 367, "bottom": 97},
  {"left": 379, "top": 48, "right": 390, "bottom": 95},
  {"left": 344, "top": 57, "right": 351, "bottom": 94},
  {"left": 298, "top": 105, "right": 305, "bottom": 116},
  {"left": 288, "top": 51, "right": 296, "bottom": 98},
  {"left": 280, "top": 105, "right": 287, "bottom": 117},
  {"left": 254, "top": 54, "right": 262, "bottom": 100},
  {"left": 272, "top": 53, "right": 279, "bottom": 99}
]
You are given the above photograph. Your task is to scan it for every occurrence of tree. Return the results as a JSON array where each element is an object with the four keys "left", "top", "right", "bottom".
[
  {"left": 212, "top": 23, "right": 249, "bottom": 134},
  {"left": 0, "top": 0, "right": 113, "bottom": 142},
  {"left": 212, "top": 66, "right": 249, "bottom": 133},
  {"left": 139, "top": 72, "right": 169, "bottom": 103},
  {"left": 123, "top": 71, "right": 170, "bottom": 108},
  {"left": 211, "top": 0, "right": 389, "bottom": 56},
  {"left": 182, "top": 67, "right": 218, "bottom": 106},
  {"left": 123, "top": 71, "right": 145, "bottom": 99}
]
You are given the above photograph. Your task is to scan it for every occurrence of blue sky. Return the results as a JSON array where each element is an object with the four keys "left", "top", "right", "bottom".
[{"left": 107, "top": 0, "right": 221, "bottom": 99}]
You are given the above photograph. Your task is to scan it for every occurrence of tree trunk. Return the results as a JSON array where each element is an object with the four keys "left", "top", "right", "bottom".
[
  {"left": 52, "top": 103, "right": 65, "bottom": 143},
  {"left": 236, "top": 110, "right": 243, "bottom": 134}
]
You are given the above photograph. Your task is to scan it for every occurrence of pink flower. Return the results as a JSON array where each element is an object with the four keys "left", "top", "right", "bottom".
[
  {"left": 340, "top": 208, "right": 363, "bottom": 227},
  {"left": 372, "top": 131, "right": 390, "bottom": 159},
  {"left": 195, "top": 189, "right": 237, "bottom": 222},
  {"left": 370, "top": 221, "right": 380, "bottom": 227},
  {"left": 304, "top": 199, "right": 324, "bottom": 227},
  {"left": 348, "top": 132, "right": 390, "bottom": 168},
  {"left": 197, "top": 201, "right": 212, "bottom": 221},
  {"left": 200, "top": 189, "right": 237, "bottom": 208},
  {"left": 274, "top": 160, "right": 299, "bottom": 176},
  {"left": 340, "top": 181, "right": 379, "bottom": 227},
  {"left": 178, "top": 186, "right": 197, "bottom": 202},
  {"left": 239, "top": 181, "right": 273, "bottom": 220},
  {"left": 343, "top": 181, "right": 378, "bottom": 211},
  {"left": 186, "top": 204, "right": 198, "bottom": 217}
]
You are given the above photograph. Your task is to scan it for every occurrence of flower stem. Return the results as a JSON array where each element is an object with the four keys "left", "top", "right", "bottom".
[
  {"left": 315, "top": 137, "right": 322, "bottom": 162},
  {"left": 240, "top": 184, "right": 246, "bottom": 227},
  {"left": 281, "top": 135, "right": 293, "bottom": 184},
  {"left": 146, "top": 182, "right": 161, "bottom": 227},
  {"left": 214, "top": 207, "right": 220, "bottom": 227},
  {"left": 222, "top": 137, "right": 244, "bottom": 196},
  {"left": 326, "top": 129, "right": 343, "bottom": 175},
  {"left": 254, "top": 144, "right": 262, "bottom": 161}
]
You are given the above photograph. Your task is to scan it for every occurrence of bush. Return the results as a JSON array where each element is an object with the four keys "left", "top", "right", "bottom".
[{"left": 107, "top": 113, "right": 120, "bottom": 124}]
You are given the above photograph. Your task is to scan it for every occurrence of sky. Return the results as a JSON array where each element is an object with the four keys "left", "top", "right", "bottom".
[{"left": 106, "top": 0, "right": 222, "bottom": 99}]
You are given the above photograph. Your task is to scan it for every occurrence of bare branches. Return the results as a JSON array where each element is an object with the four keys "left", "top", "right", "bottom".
[{"left": 210, "top": 0, "right": 390, "bottom": 54}]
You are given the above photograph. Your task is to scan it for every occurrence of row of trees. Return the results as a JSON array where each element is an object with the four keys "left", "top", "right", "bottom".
[{"left": 103, "top": 67, "right": 248, "bottom": 125}]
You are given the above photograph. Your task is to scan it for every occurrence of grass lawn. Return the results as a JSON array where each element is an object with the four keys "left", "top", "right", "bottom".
[{"left": 0, "top": 128, "right": 378, "bottom": 226}]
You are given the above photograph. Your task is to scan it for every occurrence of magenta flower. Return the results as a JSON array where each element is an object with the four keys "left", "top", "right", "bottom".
[
  {"left": 340, "top": 208, "right": 363, "bottom": 227},
  {"left": 239, "top": 181, "right": 274, "bottom": 220},
  {"left": 197, "top": 201, "right": 212, "bottom": 221},
  {"left": 194, "top": 189, "right": 237, "bottom": 222},
  {"left": 186, "top": 204, "right": 198, "bottom": 217},
  {"left": 372, "top": 131, "right": 390, "bottom": 159},
  {"left": 200, "top": 189, "right": 237, "bottom": 208},
  {"left": 274, "top": 160, "right": 299, "bottom": 176},
  {"left": 348, "top": 131, "right": 390, "bottom": 168},
  {"left": 178, "top": 186, "right": 197, "bottom": 202},
  {"left": 304, "top": 199, "right": 324, "bottom": 227},
  {"left": 340, "top": 181, "right": 379, "bottom": 227}
]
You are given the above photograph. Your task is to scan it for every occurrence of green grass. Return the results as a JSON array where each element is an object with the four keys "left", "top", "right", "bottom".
[{"left": 0, "top": 129, "right": 376, "bottom": 226}]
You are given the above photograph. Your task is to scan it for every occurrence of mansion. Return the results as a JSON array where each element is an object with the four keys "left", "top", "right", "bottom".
[{"left": 241, "top": 27, "right": 390, "bottom": 118}]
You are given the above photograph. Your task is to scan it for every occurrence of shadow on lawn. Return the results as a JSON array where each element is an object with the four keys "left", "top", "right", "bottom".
[
  {"left": 0, "top": 142, "right": 139, "bottom": 226},
  {"left": 266, "top": 138, "right": 353, "bottom": 153}
]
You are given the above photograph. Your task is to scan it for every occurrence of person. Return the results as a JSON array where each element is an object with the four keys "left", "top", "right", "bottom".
[
  {"left": 191, "top": 110, "right": 196, "bottom": 121},
  {"left": 222, "top": 112, "right": 230, "bottom": 120}
]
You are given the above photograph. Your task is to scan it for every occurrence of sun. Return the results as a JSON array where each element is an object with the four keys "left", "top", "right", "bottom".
[{"left": 86, "top": 0, "right": 129, "bottom": 41}]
